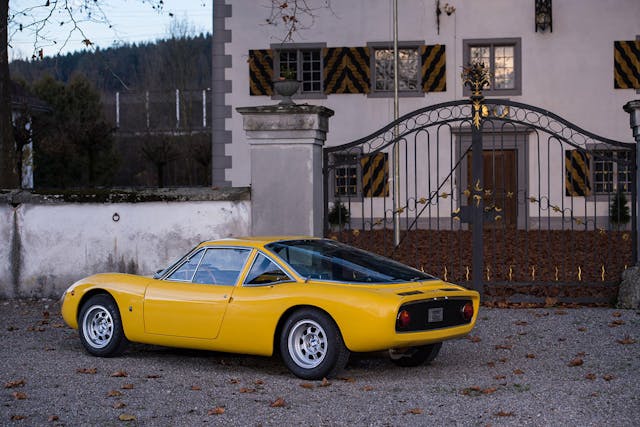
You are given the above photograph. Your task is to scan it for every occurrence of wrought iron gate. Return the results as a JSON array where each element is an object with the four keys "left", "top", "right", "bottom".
[{"left": 323, "top": 64, "right": 636, "bottom": 303}]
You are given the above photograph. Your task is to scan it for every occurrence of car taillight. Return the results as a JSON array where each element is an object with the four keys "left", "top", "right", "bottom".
[
  {"left": 461, "top": 302, "right": 474, "bottom": 321},
  {"left": 397, "top": 310, "right": 411, "bottom": 329}
]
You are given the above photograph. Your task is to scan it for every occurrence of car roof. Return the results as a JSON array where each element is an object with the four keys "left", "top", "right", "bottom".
[{"left": 198, "top": 235, "right": 320, "bottom": 248}]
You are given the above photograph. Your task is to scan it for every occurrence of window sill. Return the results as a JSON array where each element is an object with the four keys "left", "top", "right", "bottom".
[{"left": 367, "top": 91, "right": 425, "bottom": 99}]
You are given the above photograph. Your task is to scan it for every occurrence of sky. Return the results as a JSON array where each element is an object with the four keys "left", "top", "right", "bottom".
[{"left": 9, "top": 0, "right": 213, "bottom": 61}]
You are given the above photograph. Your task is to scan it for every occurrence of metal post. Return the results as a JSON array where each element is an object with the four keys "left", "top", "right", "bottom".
[
  {"left": 624, "top": 100, "right": 640, "bottom": 265},
  {"left": 392, "top": 0, "right": 401, "bottom": 246},
  {"left": 115, "top": 92, "right": 120, "bottom": 129},
  {"left": 176, "top": 89, "right": 180, "bottom": 129},
  {"left": 471, "top": 123, "right": 484, "bottom": 292}
]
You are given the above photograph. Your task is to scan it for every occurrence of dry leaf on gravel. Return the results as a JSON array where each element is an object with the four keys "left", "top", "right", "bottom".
[
  {"left": 300, "top": 382, "right": 314, "bottom": 389},
  {"left": 270, "top": 397, "right": 286, "bottom": 408},
  {"left": 12, "top": 391, "right": 27, "bottom": 400},
  {"left": 48, "top": 415, "right": 59, "bottom": 422},
  {"left": 568, "top": 358, "right": 584, "bottom": 367},
  {"left": 10, "top": 415, "right": 26, "bottom": 421},
  {"left": 77, "top": 368, "right": 97, "bottom": 374},
  {"left": 4, "top": 379, "right": 25, "bottom": 388},
  {"left": 495, "top": 344, "right": 512, "bottom": 350},
  {"left": 111, "top": 370, "right": 128, "bottom": 378},
  {"left": 363, "top": 385, "right": 374, "bottom": 391},
  {"left": 118, "top": 414, "right": 136, "bottom": 422},
  {"left": 612, "top": 312, "right": 622, "bottom": 317},
  {"left": 208, "top": 407, "right": 225, "bottom": 415},
  {"left": 239, "top": 387, "right": 256, "bottom": 393},
  {"left": 603, "top": 374, "right": 615, "bottom": 381},
  {"left": 254, "top": 379, "right": 265, "bottom": 385},
  {"left": 320, "top": 377, "right": 331, "bottom": 387},
  {"left": 113, "top": 402, "right": 127, "bottom": 409},
  {"left": 190, "top": 385, "right": 202, "bottom": 391},
  {"left": 494, "top": 375, "right": 506, "bottom": 380},
  {"left": 526, "top": 354, "right": 536, "bottom": 359},
  {"left": 495, "top": 411, "right": 514, "bottom": 417},
  {"left": 338, "top": 377, "right": 356, "bottom": 383},
  {"left": 513, "top": 369, "right": 524, "bottom": 375},
  {"left": 146, "top": 374, "right": 161, "bottom": 379},
  {"left": 577, "top": 327, "right": 587, "bottom": 332},
  {"left": 616, "top": 336, "right": 636, "bottom": 345},
  {"left": 585, "top": 373, "right": 596, "bottom": 380},
  {"left": 406, "top": 408, "right": 423, "bottom": 415},
  {"left": 121, "top": 384, "right": 134, "bottom": 390},
  {"left": 108, "top": 390, "right": 123, "bottom": 397}
]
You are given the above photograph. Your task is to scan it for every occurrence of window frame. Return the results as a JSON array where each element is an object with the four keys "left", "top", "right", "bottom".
[
  {"left": 164, "top": 246, "right": 251, "bottom": 286},
  {"left": 463, "top": 38, "right": 522, "bottom": 97},
  {"left": 367, "top": 41, "right": 425, "bottom": 98},
  {"left": 242, "top": 251, "right": 294, "bottom": 287},
  {"left": 590, "top": 149, "right": 633, "bottom": 196},
  {"left": 272, "top": 42, "right": 327, "bottom": 100},
  {"left": 330, "top": 149, "right": 362, "bottom": 199}
]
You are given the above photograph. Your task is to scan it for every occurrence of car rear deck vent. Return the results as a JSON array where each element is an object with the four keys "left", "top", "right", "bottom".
[{"left": 397, "top": 290, "right": 424, "bottom": 296}]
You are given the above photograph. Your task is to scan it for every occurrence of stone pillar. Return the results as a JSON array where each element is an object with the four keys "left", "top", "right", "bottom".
[{"left": 236, "top": 104, "right": 334, "bottom": 237}]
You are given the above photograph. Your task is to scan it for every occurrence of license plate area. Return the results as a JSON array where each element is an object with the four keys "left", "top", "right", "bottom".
[{"left": 428, "top": 307, "right": 444, "bottom": 323}]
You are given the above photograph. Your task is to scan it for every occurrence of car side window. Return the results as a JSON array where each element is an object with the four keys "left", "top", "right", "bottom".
[
  {"left": 166, "top": 250, "right": 204, "bottom": 282},
  {"left": 244, "top": 253, "right": 291, "bottom": 286},
  {"left": 192, "top": 248, "right": 251, "bottom": 286}
]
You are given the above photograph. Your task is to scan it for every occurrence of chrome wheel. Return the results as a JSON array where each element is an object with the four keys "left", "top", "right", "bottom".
[
  {"left": 288, "top": 319, "right": 327, "bottom": 369},
  {"left": 82, "top": 304, "right": 114, "bottom": 349}
]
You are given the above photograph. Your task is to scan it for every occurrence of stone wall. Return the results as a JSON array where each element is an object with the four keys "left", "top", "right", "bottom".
[{"left": 0, "top": 188, "right": 250, "bottom": 298}]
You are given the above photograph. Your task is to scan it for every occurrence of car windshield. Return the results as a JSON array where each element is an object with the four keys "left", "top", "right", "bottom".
[{"left": 266, "top": 239, "right": 435, "bottom": 283}]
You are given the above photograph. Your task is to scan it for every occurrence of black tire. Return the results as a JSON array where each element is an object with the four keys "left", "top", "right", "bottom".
[
  {"left": 78, "top": 294, "right": 127, "bottom": 357},
  {"left": 389, "top": 342, "right": 442, "bottom": 367},
  {"left": 280, "top": 308, "right": 350, "bottom": 380}
]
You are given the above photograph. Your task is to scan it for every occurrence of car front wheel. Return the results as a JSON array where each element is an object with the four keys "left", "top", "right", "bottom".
[
  {"left": 280, "top": 309, "right": 350, "bottom": 380},
  {"left": 389, "top": 342, "right": 442, "bottom": 367},
  {"left": 78, "top": 294, "right": 127, "bottom": 357}
]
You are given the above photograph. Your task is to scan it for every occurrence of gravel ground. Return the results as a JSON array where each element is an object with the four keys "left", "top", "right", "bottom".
[{"left": 1, "top": 299, "right": 638, "bottom": 426}]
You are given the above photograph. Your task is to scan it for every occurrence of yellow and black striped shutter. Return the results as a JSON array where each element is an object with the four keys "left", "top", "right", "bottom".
[
  {"left": 249, "top": 49, "right": 274, "bottom": 96},
  {"left": 565, "top": 150, "right": 592, "bottom": 197},
  {"left": 614, "top": 41, "right": 640, "bottom": 89},
  {"left": 323, "top": 47, "right": 370, "bottom": 94},
  {"left": 421, "top": 45, "right": 446, "bottom": 92},
  {"left": 361, "top": 153, "right": 389, "bottom": 197}
]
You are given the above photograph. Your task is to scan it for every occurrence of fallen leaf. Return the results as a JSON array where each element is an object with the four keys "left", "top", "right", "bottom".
[
  {"left": 48, "top": 415, "right": 59, "bottom": 422},
  {"left": 513, "top": 369, "right": 524, "bottom": 375},
  {"left": 10, "top": 415, "right": 26, "bottom": 421},
  {"left": 13, "top": 391, "right": 27, "bottom": 400},
  {"left": 577, "top": 327, "right": 587, "bottom": 332},
  {"left": 585, "top": 373, "right": 596, "bottom": 380},
  {"left": 77, "top": 367, "right": 97, "bottom": 374},
  {"left": 338, "top": 377, "right": 356, "bottom": 383},
  {"left": 4, "top": 379, "right": 25, "bottom": 389},
  {"left": 482, "top": 387, "right": 498, "bottom": 395},
  {"left": 146, "top": 374, "right": 161, "bottom": 379},
  {"left": 568, "top": 358, "right": 584, "bottom": 367},
  {"left": 320, "top": 377, "right": 331, "bottom": 387},
  {"left": 602, "top": 374, "right": 615, "bottom": 381},
  {"left": 498, "top": 358, "right": 508, "bottom": 363},
  {"left": 406, "top": 408, "right": 423, "bottom": 414},
  {"left": 576, "top": 352, "right": 586, "bottom": 357},
  {"left": 270, "top": 397, "right": 286, "bottom": 408},
  {"left": 190, "top": 385, "right": 202, "bottom": 391},
  {"left": 254, "top": 379, "right": 265, "bottom": 385},
  {"left": 239, "top": 387, "right": 256, "bottom": 393},
  {"left": 495, "top": 411, "right": 514, "bottom": 417},
  {"left": 612, "top": 312, "right": 622, "bottom": 318},
  {"left": 495, "top": 344, "right": 512, "bottom": 350},
  {"left": 525, "top": 354, "right": 536, "bottom": 359},
  {"left": 113, "top": 402, "right": 127, "bottom": 409},
  {"left": 486, "top": 362, "right": 496, "bottom": 368},
  {"left": 616, "top": 336, "right": 636, "bottom": 345},
  {"left": 362, "top": 385, "right": 374, "bottom": 391},
  {"left": 467, "top": 335, "right": 482, "bottom": 343},
  {"left": 229, "top": 379, "right": 240, "bottom": 384},
  {"left": 118, "top": 413, "right": 136, "bottom": 421},
  {"left": 111, "top": 370, "right": 128, "bottom": 378},
  {"left": 299, "top": 382, "right": 314, "bottom": 389},
  {"left": 208, "top": 407, "right": 225, "bottom": 415},
  {"left": 555, "top": 310, "right": 567, "bottom": 315},
  {"left": 494, "top": 375, "right": 506, "bottom": 380},
  {"left": 121, "top": 384, "right": 134, "bottom": 390},
  {"left": 515, "top": 321, "right": 528, "bottom": 326},
  {"left": 108, "top": 390, "right": 123, "bottom": 397},
  {"left": 544, "top": 297, "right": 557, "bottom": 307}
]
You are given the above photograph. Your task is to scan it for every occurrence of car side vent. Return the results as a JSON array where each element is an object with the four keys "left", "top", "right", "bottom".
[
  {"left": 397, "top": 290, "right": 424, "bottom": 296},
  {"left": 439, "top": 288, "right": 460, "bottom": 292}
]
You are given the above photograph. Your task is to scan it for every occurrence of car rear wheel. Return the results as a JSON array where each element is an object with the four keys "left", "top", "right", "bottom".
[
  {"left": 389, "top": 342, "right": 442, "bottom": 367},
  {"left": 78, "top": 294, "right": 127, "bottom": 357},
  {"left": 280, "top": 309, "right": 350, "bottom": 380}
]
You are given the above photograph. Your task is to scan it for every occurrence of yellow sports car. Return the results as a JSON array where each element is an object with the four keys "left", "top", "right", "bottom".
[{"left": 61, "top": 237, "right": 479, "bottom": 379}]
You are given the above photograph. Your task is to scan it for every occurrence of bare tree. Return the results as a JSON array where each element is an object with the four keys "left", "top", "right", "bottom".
[
  {"left": 265, "top": 0, "right": 333, "bottom": 42},
  {"left": 1, "top": 0, "right": 167, "bottom": 188}
]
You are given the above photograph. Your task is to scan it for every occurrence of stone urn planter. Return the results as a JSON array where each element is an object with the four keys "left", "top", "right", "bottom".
[{"left": 273, "top": 79, "right": 300, "bottom": 105}]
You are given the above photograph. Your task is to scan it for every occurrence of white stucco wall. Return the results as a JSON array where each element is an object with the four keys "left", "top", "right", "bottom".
[
  {"left": 0, "top": 195, "right": 251, "bottom": 298},
  {"left": 226, "top": 0, "right": 640, "bottom": 187}
]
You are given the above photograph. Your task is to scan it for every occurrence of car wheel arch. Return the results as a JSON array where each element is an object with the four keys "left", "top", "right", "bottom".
[
  {"left": 77, "top": 289, "right": 118, "bottom": 323},
  {"left": 273, "top": 305, "right": 349, "bottom": 355}
]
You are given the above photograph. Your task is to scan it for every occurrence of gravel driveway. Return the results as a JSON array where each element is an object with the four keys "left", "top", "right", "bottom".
[{"left": 1, "top": 299, "right": 638, "bottom": 426}]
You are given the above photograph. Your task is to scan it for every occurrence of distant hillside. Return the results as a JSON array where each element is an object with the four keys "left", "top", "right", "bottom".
[{"left": 10, "top": 34, "right": 212, "bottom": 94}]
